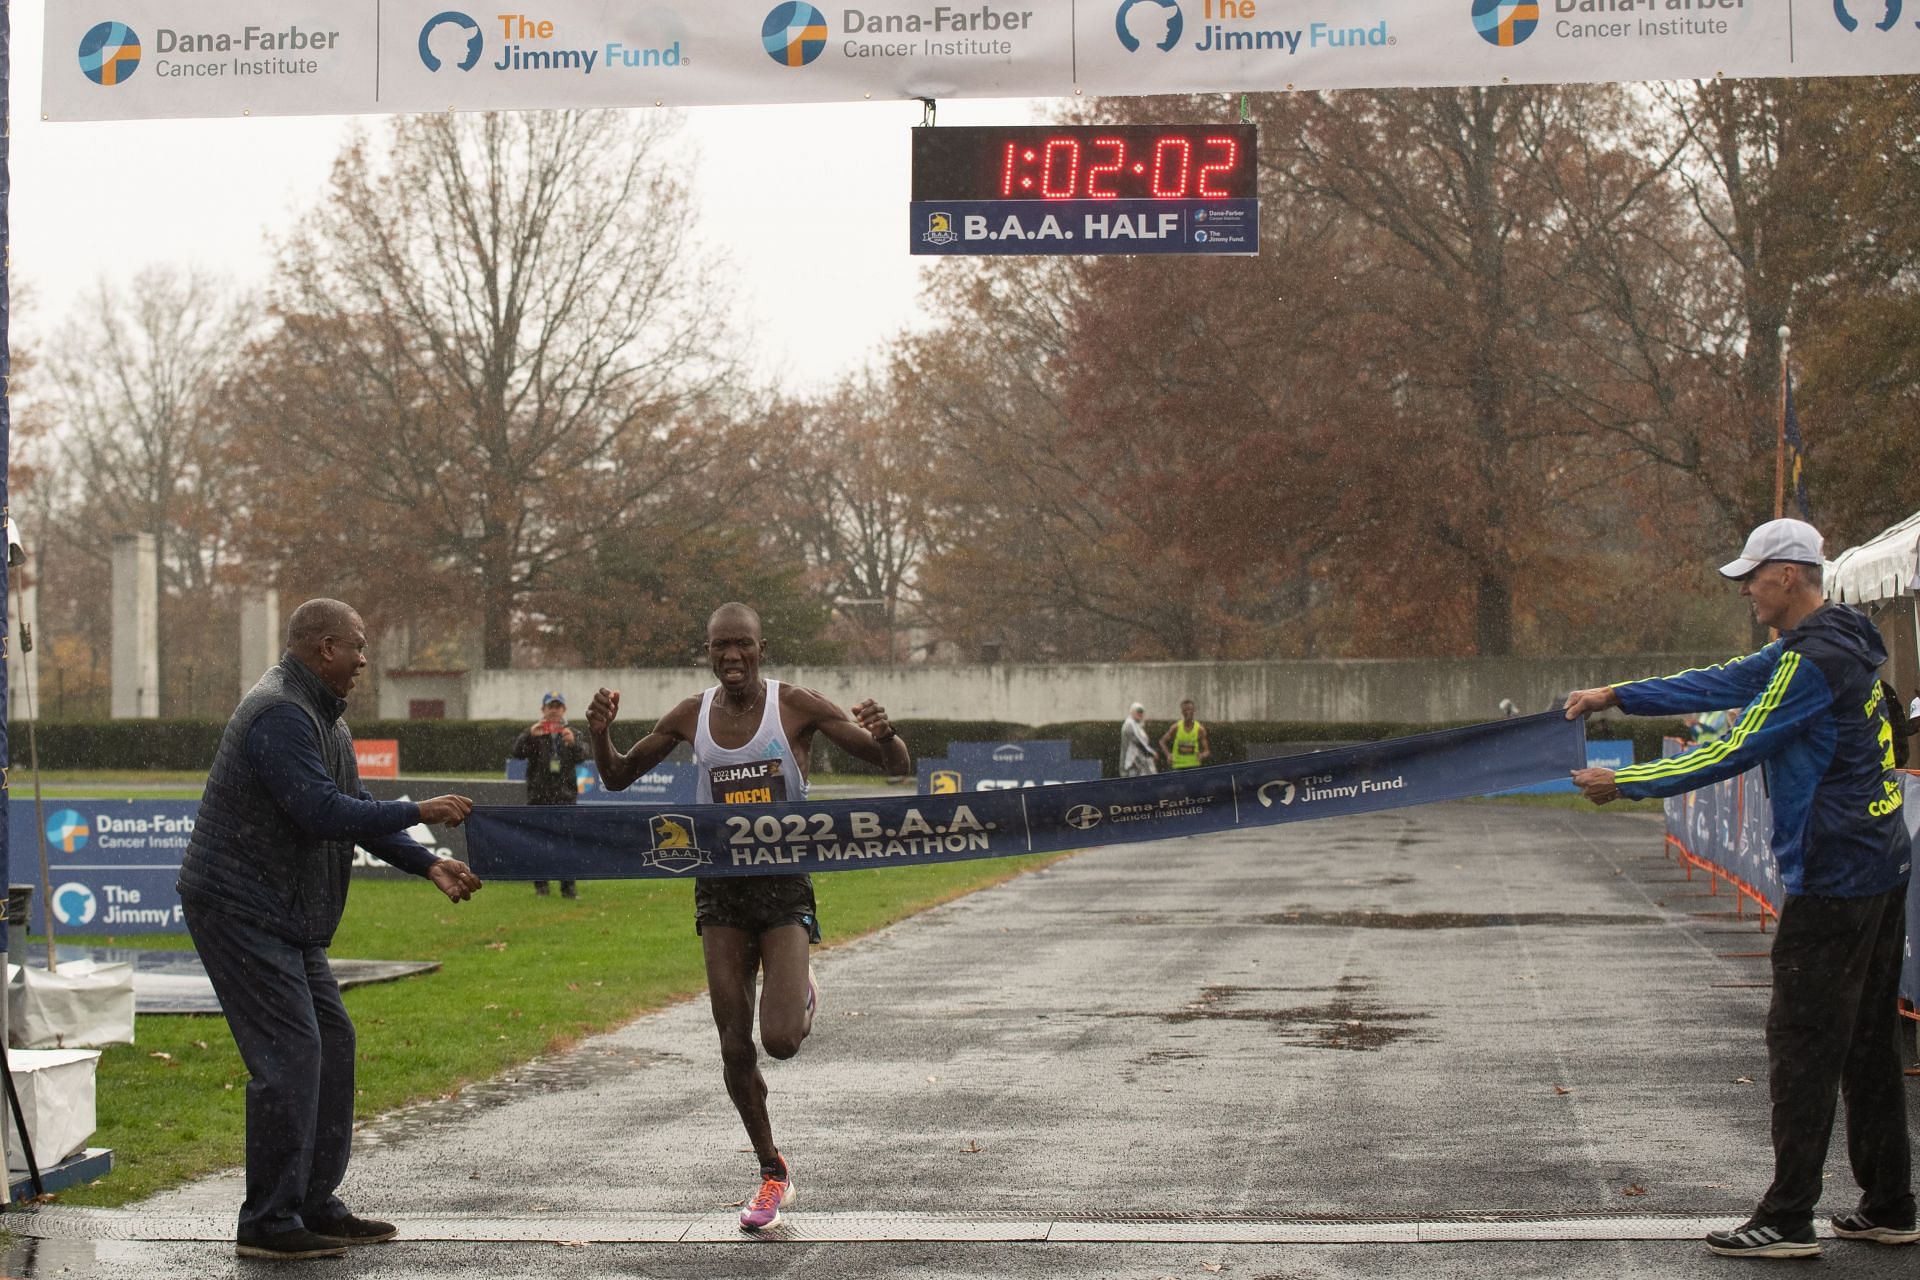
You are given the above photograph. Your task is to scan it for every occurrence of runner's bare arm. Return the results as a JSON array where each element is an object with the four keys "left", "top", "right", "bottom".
[
  {"left": 588, "top": 689, "right": 695, "bottom": 791},
  {"left": 797, "top": 687, "right": 911, "bottom": 774}
]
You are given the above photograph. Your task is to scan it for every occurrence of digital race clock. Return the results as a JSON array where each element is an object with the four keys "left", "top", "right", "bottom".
[
  {"left": 913, "top": 124, "right": 1257, "bottom": 203},
  {"left": 910, "top": 123, "right": 1259, "bottom": 258}
]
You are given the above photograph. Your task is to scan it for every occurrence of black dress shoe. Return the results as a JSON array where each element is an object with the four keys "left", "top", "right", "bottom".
[
  {"left": 310, "top": 1214, "right": 399, "bottom": 1245},
  {"left": 234, "top": 1227, "right": 348, "bottom": 1259}
]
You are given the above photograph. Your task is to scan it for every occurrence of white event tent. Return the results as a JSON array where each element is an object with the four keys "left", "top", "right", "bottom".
[{"left": 1828, "top": 511, "right": 1920, "bottom": 701}]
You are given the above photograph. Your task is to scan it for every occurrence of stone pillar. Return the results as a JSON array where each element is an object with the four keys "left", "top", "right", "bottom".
[
  {"left": 238, "top": 590, "right": 281, "bottom": 695},
  {"left": 110, "top": 533, "right": 159, "bottom": 719}
]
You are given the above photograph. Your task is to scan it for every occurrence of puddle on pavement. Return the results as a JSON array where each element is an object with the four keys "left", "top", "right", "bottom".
[
  {"left": 1252, "top": 910, "right": 1658, "bottom": 929},
  {"left": 1131, "top": 978, "right": 1428, "bottom": 1051},
  {"left": 355, "top": 1045, "right": 684, "bottom": 1148},
  {"left": 0, "top": 1236, "right": 171, "bottom": 1278}
]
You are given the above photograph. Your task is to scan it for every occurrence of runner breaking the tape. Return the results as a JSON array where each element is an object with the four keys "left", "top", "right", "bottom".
[{"left": 586, "top": 601, "right": 911, "bottom": 1232}]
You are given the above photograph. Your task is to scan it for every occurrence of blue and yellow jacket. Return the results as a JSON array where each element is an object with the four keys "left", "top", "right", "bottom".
[{"left": 1610, "top": 604, "right": 1910, "bottom": 899}]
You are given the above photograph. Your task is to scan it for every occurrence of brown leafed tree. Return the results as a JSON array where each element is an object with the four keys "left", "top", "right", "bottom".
[{"left": 228, "top": 110, "right": 743, "bottom": 668}]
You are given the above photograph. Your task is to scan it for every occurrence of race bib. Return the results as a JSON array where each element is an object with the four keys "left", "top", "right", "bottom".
[{"left": 710, "top": 758, "right": 787, "bottom": 805}]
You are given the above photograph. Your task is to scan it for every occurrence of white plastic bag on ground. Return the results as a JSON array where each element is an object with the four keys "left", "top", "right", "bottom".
[
  {"left": 7, "top": 960, "right": 135, "bottom": 1048},
  {"left": 5, "top": 1048, "right": 100, "bottom": 1171}
]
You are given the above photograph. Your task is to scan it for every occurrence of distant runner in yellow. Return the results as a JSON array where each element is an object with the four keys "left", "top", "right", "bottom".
[{"left": 1159, "top": 698, "right": 1210, "bottom": 770}]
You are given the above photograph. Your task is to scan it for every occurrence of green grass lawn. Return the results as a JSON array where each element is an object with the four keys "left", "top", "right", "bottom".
[{"left": 31, "top": 854, "right": 1066, "bottom": 1208}]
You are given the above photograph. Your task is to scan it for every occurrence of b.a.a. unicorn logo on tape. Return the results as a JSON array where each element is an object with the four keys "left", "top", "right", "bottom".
[{"left": 642, "top": 813, "right": 711, "bottom": 873}]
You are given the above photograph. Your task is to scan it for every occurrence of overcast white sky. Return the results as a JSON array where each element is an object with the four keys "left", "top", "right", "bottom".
[{"left": 8, "top": 5, "right": 1045, "bottom": 393}]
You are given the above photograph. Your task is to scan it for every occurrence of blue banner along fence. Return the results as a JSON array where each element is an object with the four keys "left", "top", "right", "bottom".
[
  {"left": 464, "top": 712, "right": 1588, "bottom": 882},
  {"left": 0, "top": 777, "right": 682, "bottom": 927},
  {"left": 8, "top": 800, "right": 195, "bottom": 935},
  {"left": 1663, "top": 742, "right": 1920, "bottom": 1011},
  {"left": 917, "top": 740, "right": 1101, "bottom": 793}
]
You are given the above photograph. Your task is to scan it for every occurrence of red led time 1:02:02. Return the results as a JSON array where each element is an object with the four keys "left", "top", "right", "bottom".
[{"left": 999, "top": 135, "right": 1242, "bottom": 199}]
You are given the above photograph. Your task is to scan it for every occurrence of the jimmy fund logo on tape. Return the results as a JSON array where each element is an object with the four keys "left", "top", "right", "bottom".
[{"left": 712, "top": 759, "right": 788, "bottom": 805}]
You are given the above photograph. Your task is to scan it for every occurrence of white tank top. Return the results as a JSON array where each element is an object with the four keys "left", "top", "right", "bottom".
[{"left": 693, "top": 680, "right": 807, "bottom": 804}]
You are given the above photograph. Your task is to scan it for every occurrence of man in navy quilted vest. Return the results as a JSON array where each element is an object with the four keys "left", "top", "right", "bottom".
[{"left": 178, "top": 598, "right": 482, "bottom": 1261}]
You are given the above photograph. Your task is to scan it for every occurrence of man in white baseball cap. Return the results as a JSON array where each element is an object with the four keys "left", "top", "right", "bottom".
[
  {"left": 1560, "top": 518, "right": 1914, "bottom": 1259},
  {"left": 1718, "top": 517, "right": 1826, "bottom": 581}
]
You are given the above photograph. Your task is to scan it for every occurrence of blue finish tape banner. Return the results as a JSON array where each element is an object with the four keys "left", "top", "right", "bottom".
[{"left": 465, "top": 712, "right": 1586, "bottom": 882}]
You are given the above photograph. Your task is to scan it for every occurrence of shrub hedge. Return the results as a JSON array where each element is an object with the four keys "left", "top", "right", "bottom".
[{"left": 4, "top": 714, "right": 1686, "bottom": 776}]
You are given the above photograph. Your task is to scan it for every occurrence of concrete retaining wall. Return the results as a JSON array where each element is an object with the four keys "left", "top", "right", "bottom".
[{"left": 384, "top": 654, "right": 1734, "bottom": 725}]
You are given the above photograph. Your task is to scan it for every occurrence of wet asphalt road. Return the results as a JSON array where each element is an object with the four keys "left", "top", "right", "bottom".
[{"left": 7, "top": 802, "right": 1919, "bottom": 1278}]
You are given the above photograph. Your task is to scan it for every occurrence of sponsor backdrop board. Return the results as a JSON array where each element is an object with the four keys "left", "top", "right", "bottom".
[
  {"left": 0, "top": 776, "right": 677, "bottom": 915},
  {"left": 42, "top": 2, "right": 1920, "bottom": 123},
  {"left": 917, "top": 739, "right": 1102, "bottom": 793},
  {"left": 10, "top": 801, "right": 195, "bottom": 935}
]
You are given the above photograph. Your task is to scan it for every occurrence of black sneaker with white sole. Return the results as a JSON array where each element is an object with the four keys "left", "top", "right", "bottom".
[
  {"left": 1704, "top": 1219, "right": 1821, "bottom": 1258},
  {"left": 310, "top": 1213, "right": 400, "bottom": 1245},
  {"left": 234, "top": 1227, "right": 348, "bottom": 1260},
  {"left": 1830, "top": 1209, "right": 1920, "bottom": 1245},
  {"left": 1705, "top": 1219, "right": 1820, "bottom": 1258}
]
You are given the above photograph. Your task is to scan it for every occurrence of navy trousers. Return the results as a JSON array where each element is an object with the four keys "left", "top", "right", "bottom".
[
  {"left": 1757, "top": 884, "right": 1914, "bottom": 1229},
  {"left": 184, "top": 900, "right": 355, "bottom": 1236}
]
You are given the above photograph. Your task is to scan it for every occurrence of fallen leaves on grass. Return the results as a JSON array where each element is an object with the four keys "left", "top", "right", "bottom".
[
  {"left": 148, "top": 1052, "right": 172, "bottom": 1061},
  {"left": 1553, "top": 1086, "right": 1572, "bottom": 1096},
  {"left": 1622, "top": 1184, "right": 1647, "bottom": 1197},
  {"left": 192, "top": 1040, "right": 209, "bottom": 1051},
  {"left": 1734, "top": 1076, "right": 1754, "bottom": 1085},
  {"left": 959, "top": 1140, "right": 983, "bottom": 1154},
  {"left": 486, "top": 941, "right": 509, "bottom": 952}
]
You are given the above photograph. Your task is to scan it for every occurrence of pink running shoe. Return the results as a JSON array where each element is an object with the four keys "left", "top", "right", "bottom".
[{"left": 739, "top": 1167, "right": 795, "bottom": 1232}]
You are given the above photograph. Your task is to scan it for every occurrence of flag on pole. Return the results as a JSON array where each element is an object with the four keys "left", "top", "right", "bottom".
[{"left": 1783, "top": 374, "right": 1810, "bottom": 520}]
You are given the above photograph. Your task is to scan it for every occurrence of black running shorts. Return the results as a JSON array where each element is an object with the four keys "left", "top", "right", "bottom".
[{"left": 695, "top": 874, "right": 821, "bottom": 942}]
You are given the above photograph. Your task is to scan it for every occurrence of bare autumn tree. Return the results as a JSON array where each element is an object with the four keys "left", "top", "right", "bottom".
[
  {"left": 42, "top": 265, "right": 251, "bottom": 594},
  {"left": 231, "top": 110, "right": 742, "bottom": 668},
  {"left": 767, "top": 376, "right": 940, "bottom": 663}
]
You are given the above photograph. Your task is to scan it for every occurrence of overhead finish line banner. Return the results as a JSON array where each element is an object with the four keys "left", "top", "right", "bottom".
[
  {"left": 43, "top": 2, "right": 1920, "bottom": 123},
  {"left": 464, "top": 711, "right": 1586, "bottom": 881}
]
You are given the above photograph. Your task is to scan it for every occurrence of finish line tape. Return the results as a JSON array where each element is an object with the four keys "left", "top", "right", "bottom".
[{"left": 465, "top": 712, "right": 1587, "bottom": 881}]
